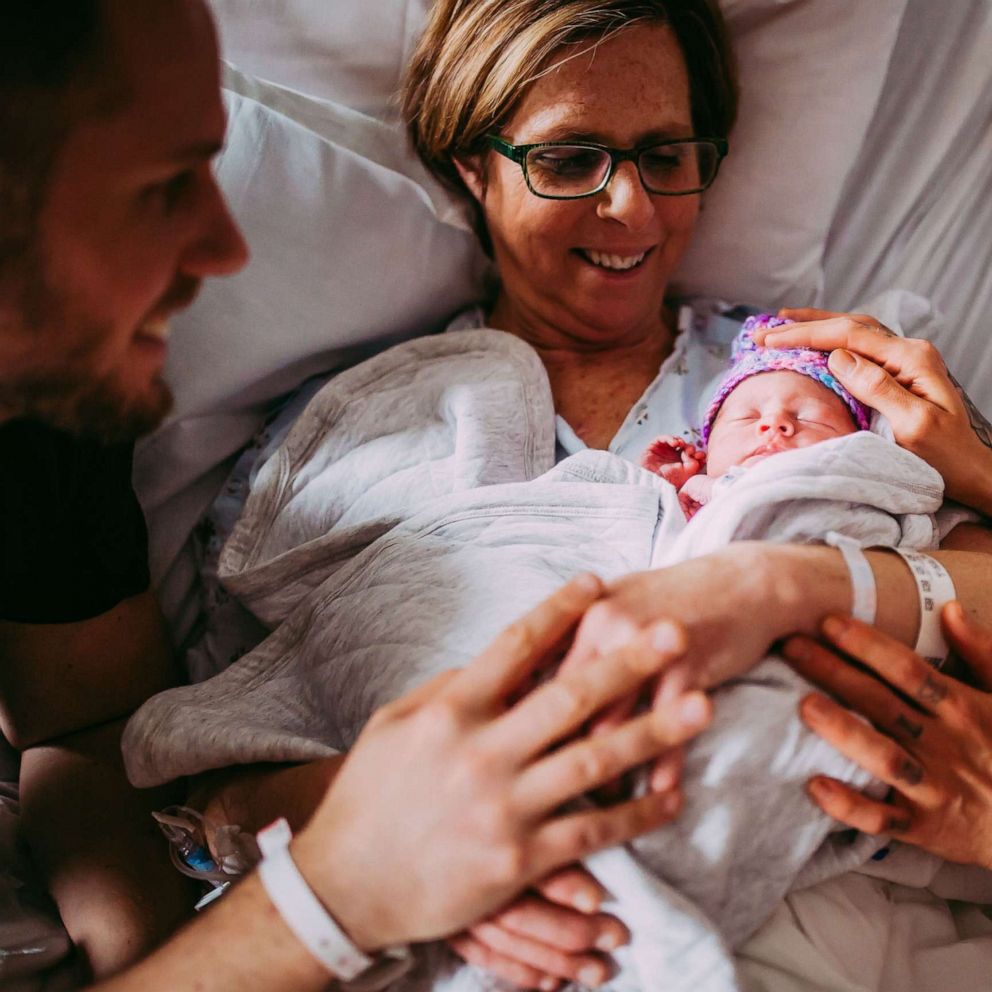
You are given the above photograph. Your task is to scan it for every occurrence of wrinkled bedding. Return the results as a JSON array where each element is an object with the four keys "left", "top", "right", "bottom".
[{"left": 124, "top": 328, "right": 959, "bottom": 990}]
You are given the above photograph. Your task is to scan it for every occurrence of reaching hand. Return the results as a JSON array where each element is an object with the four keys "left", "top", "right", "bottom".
[
  {"left": 784, "top": 604, "right": 992, "bottom": 869},
  {"left": 291, "top": 575, "right": 712, "bottom": 952},
  {"left": 641, "top": 435, "right": 705, "bottom": 490},
  {"left": 754, "top": 308, "right": 992, "bottom": 516}
]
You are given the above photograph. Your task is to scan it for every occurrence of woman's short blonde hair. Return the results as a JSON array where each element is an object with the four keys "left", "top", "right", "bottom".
[{"left": 403, "top": 0, "right": 737, "bottom": 205}]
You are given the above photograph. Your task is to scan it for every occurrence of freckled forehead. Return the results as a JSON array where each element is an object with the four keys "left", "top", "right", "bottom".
[{"left": 508, "top": 22, "right": 692, "bottom": 144}]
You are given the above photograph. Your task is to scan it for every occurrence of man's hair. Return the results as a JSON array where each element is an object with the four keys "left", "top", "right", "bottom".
[
  {"left": 0, "top": 3, "right": 106, "bottom": 260},
  {"left": 402, "top": 0, "right": 738, "bottom": 248}
]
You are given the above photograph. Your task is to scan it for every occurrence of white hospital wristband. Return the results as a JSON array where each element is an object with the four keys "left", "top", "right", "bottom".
[
  {"left": 825, "top": 532, "right": 877, "bottom": 625},
  {"left": 888, "top": 549, "right": 956, "bottom": 668},
  {"left": 256, "top": 818, "right": 411, "bottom": 988}
]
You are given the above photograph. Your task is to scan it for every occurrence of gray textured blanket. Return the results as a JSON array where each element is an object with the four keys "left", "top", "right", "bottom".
[{"left": 124, "top": 329, "right": 946, "bottom": 992}]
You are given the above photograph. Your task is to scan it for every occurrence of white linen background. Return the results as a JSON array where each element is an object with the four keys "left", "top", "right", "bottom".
[{"left": 136, "top": 0, "right": 992, "bottom": 645}]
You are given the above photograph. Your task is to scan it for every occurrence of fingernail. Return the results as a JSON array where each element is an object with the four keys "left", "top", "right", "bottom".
[
  {"left": 661, "top": 790, "right": 682, "bottom": 815},
  {"left": 651, "top": 621, "right": 684, "bottom": 654},
  {"left": 782, "top": 636, "right": 810, "bottom": 663},
  {"left": 573, "top": 573, "right": 602, "bottom": 595},
  {"left": 651, "top": 757, "right": 679, "bottom": 792},
  {"left": 573, "top": 891, "right": 600, "bottom": 914},
  {"left": 595, "top": 928, "right": 625, "bottom": 951},
  {"left": 828, "top": 349, "right": 856, "bottom": 374},
  {"left": 807, "top": 776, "right": 836, "bottom": 800},
  {"left": 678, "top": 693, "right": 709, "bottom": 728},
  {"left": 822, "top": 615, "right": 849, "bottom": 640},
  {"left": 579, "top": 965, "right": 606, "bottom": 987},
  {"left": 540, "top": 977, "right": 559, "bottom": 991},
  {"left": 802, "top": 694, "right": 830, "bottom": 721}
]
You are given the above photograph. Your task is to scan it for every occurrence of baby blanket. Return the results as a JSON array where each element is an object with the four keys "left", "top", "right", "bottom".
[{"left": 124, "top": 329, "right": 946, "bottom": 992}]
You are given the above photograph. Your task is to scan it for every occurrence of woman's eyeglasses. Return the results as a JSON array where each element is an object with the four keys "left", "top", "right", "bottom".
[{"left": 485, "top": 135, "right": 728, "bottom": 200}]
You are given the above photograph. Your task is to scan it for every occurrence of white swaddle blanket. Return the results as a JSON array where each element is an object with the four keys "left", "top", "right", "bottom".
[{"left": 124, "top": 329, "right": 947, "bottom": 992}]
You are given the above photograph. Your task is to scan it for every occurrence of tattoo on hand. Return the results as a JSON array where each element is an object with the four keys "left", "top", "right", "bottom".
[
  {"left": 894, "top": 713, "right": 924, "bottom": 739},
  {"left": 949, "top": 372, "right": 992, "bottom": 450},
  {"left": 897, "top": 759, "right": 924, "bottom": 786},
  {"left": 916, "top": 675, "right": 948, "bottom": 706}
]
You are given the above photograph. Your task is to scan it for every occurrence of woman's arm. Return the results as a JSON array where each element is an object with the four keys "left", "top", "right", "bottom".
[
  {"left": 783, "top": 605, "right": 992, "bottom": 868},
  {"left": 564, "top": 541, "right": 992, "bottom": 693}
]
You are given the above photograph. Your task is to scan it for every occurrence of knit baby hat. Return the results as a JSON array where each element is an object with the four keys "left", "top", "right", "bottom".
[{"left": 700, "top": 314, "right": 873, "bottom": 445}]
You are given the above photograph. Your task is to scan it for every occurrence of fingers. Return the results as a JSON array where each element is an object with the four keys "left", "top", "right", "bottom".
[
  {"left": 466, "top": 918, "right": 613, "bottom": 987},
  {"left": 530, "top": 789, "right": 683, "bottom": 870},
  {"left": 451, "top": 574, "right": 604, "bottom": 709},
  {"left": 498, "top": 622, "right": 688, "bottom": 758},
  {"left": 783, "top": 635, "right": 929, "bottom": 742},
  {"left": 641, "top": 436, "right": 684, "bottom": 470},
  {"left": 535, "top": 867, "right": 609, "bottom": 914},
  {"left": 516, "top": 693, "right": 710, "bottom": 813},
  {"left": 943, "top": 602, "right": 992, "bottom": 691},
  {"left": 826, "top": 351, "right": 917, "bottom": 423},
  {"left": 777, "top": 307, "right": 846, "bottom": 323},
  {"left": 448, "top": 932, "right": 560, "bottom": 990},
  {"left": 806, "top": 775, "right": 914, "bottom": 837},
  {"left": 758, "top": 315, "right": 897, "bottom": 357},
  {"left": 558, "top": 601, "right": 648, "bottom": 675},
  {"left": 798, "top": 693, "right": 934, "bottom": 799},
  {"left": 649, "top": 745, "right": 685, "bottom": 792},
  {"left": 490, "top": 893, "right": 627, "bottom": 956},
  {"left": 816, "top": 615, "right": 956, "bottom": 715},
  {"left": 757, "top": 315, "right": 959, "bottom": 414},
  {"left": 372, "top": 669, "right": 461, "bottom": 722}
]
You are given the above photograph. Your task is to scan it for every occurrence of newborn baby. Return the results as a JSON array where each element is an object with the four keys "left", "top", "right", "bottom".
[{"left": 643, "top": 314, "right": 873, "bottom": 516}]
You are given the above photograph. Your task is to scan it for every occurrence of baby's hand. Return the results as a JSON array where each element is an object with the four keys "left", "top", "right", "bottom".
[
  {"left": 678, "top": 474, "right": 716, "bottom": 520},
  {"left": 641, "top": 435, "right": 705, "bottom": 489}
]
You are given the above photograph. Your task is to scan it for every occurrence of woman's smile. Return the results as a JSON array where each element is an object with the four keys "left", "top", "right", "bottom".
[{"left": 573, "top": 246, "right": 655, "bottom": 275}]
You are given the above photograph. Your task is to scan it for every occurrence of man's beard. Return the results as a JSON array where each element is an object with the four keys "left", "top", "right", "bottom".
[
  {"left": 0, "top": 244, "right": 176, "bottom": 443},
  {"left": 0, "top": 364, "right": 174, "bottom": 443}
]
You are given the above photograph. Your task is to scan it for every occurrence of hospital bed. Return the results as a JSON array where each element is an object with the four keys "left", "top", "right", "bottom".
[{"left": 3, "top": 1, "right": 990, "bottom": 988}]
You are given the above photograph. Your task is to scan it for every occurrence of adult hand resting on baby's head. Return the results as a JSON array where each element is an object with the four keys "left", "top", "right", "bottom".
[
  {"left": 754, "top": 308, "right": 992, "bottom": 518},
  {"left": 289, "top": 575, "right": 711, "bottom": 955},
  {"left": 785, "top": 605, "right": 992, "bottom": 869}
]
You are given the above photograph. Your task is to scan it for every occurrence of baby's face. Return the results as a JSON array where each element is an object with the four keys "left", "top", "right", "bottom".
[{"left": 706, "top": 370, "right": 858, "bottom": 478}]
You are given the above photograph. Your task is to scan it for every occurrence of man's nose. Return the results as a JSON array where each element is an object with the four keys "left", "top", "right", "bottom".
[{"left": 181, "top": 172, "right": 250, "bottom": 278}]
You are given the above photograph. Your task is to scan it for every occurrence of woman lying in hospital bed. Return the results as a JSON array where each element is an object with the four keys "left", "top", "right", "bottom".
[{"left": 125, "top": 1, "right": 992, "bottom": 988}]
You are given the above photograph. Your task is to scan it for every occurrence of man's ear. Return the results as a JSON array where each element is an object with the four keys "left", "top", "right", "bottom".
[{"left": 453, "top": 154, "right": 487, "bottom": 203}]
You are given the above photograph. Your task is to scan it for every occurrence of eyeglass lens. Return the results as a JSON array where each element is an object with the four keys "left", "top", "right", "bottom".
[{"left": 525, "top": 141, "right": 718, "bottom": 197}]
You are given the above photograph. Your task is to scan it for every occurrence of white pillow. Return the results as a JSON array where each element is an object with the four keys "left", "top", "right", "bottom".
[
  {"left": 135, "top": 68, "right": 488, "bottom": 635},
  {"left": 207, "top": 0, "right": 430, "bottom": 121},
  {"left": 207, "top": 0, "right": 908, "bottom": 309},
  {"left": 671, "top": 0, "right": 909, "bottom": 307}
]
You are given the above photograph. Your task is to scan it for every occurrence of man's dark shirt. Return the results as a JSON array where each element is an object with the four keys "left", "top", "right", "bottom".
[{"left": 0, "top": 419, "right": 150, "bottom": 624}]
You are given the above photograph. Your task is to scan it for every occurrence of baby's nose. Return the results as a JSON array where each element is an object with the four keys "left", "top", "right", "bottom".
[{"left": 759, "top": 414, "right": 796, "bottom": 435}]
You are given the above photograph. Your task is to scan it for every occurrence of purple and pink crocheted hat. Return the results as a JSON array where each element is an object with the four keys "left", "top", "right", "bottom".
[{"left": 700, "top": 314, "right": 872, "bottom": 445}]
